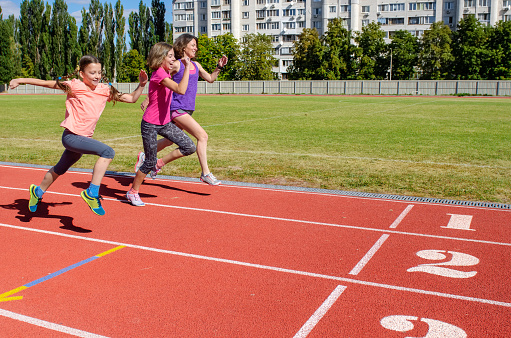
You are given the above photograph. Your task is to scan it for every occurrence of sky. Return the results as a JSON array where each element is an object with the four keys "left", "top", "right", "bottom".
[{"left": 0, "top": 0, "right": 173, "bottom": 24}]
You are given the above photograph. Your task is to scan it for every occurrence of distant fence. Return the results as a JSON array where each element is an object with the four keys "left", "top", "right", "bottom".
[{"left": 3, "top": 80, "right": 511, "bottom": 96}]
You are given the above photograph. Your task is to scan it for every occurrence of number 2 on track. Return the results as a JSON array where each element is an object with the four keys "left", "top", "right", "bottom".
[
  {"left": 407, "top": 250, "right": 479, "bottom": 278},
  {"left": 380, "top": 315, "right": 467, "bottom": 337}
]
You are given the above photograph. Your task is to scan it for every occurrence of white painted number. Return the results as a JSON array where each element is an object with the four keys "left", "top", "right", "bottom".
[
  {"left": 407, "top": 250, "right": 479, "bottom": 278},
  {"left": 441, "top": 214, "right": 474, "bottom": 231},
  {"left": 381, "top": 315, "right": 467, "bottom": 337}
]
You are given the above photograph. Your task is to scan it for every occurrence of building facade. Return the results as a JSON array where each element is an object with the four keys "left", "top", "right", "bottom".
[{"left": 172, "top": 0, "right": 511, "bottom": 79}]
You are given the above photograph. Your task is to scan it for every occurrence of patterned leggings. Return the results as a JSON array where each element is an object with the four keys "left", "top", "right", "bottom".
[{"left": 139, "top": 119, "right": 196, "bottom": 174}]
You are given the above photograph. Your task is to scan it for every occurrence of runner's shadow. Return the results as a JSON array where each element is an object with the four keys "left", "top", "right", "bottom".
[
  {"left": 71, "top": 181, "right": 158, "bottom": 202},
  {"left": 0, "top": 199, "right": 92, "bottom": 233},
  {"left": 108, "top": 175, "right": 211, "bottom": 196}
]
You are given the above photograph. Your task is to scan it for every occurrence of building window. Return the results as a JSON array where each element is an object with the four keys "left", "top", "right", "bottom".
[
  {"left": 284, "top": 22, "right": 296, "bottom": 29},
  {"left": 200, "top": 26, "right": 207, "bottom": 33},
  {"left": 282, "top": 34, "right": 297, "bottom": 42},
  {"left": 223, "top": 23, "right": 231, "bottom": 30},
  {"left": 479, "top": 0, "right": 488, "bottom": 6},
  {"left": 242, "top": 24, "right": 249, "bottom": 31},
  {"left": 268, "top": 22, "right": 280, "bottom": 29},
  {"left": 313, "top": 8, "right": 322, "bottom": 15},
  {"left": 362, "top": 19, "right": 369, "bottom": 26},
  {"left": 464, "top": 0, "right": 475, "bottom": 7},
  {"left": 243, "top": 0, "right": 249, "bottom": 5},
  {"left": 243, "top": 12, "right": 249, "bottom": 18},
  {"left": 362, "top": 6, "right": 370, "bottom": 12},
  {"left": 222, "top": 11, "right": 231, "bottom": 19},
  {"left": 444, "top": 2, "right": 454, "bottom": 9},
  {"left": 211, "top": 0, "right": 220, "bottom": 5},
  {"left": 280, "top": 47, "right": 293, "bottom": 55},
  {"left": 298, "top": 21, "right": 305, "bottom": 28},
  {"left": 329, "top": 6, "right": 336, "bottom": 12},
  {"left": 224, "top": 0, "right": 231, "bottom": 4},
  {"left": 256, "top": 23, "right": 267, "bottom": 29},
  {"left": 389, "top": 3, "right": 405, "bottom": 11},
  {"left": 478, "top": 13, "right": 490, "bottom": 21},
  {"left": 256, "top": 10, "right": 266, "bottom": 18},
  {"left": 267, "top": 9, "right": 279, "bottom": 17},
  {"left": 283, "top": 9, "right": 296, "bottom": 16},
  {"left": 312, "top": 21, "right": 322, "bottom": 28},
  {"left": 212, "top": 24, "right": 221, "bottom": 30},
  {"left": 212, "top": 11, "right": 221, "bottom": 19},
  {"left": 340, "top": 5, "right": 350, "bottom": 12},
  {"left": 271, "top": 35, "right": 279, "bottom": 42},
  {"left": 200, "top": 1, "right": 207, "bottom": 8}
]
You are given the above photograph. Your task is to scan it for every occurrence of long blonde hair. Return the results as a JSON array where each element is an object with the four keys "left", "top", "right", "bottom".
[{"left": 147, "top": 42, "right": 173, "bottom": 70}]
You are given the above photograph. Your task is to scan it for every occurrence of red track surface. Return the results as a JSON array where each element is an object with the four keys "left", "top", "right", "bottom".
[{"left": 0, "top": 163, "right": 510, "bottom": 337}]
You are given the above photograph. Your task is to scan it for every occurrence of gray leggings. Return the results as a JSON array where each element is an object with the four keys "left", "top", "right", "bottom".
[
  {"left": 139, "top": 119, "right": 196, "bottom": 174},
  {"left": 53, "top": 129, "right": 115, "bottom": 175}
]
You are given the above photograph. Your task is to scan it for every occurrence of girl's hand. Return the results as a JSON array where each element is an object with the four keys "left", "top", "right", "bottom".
[
  {"left": 218, "top": 55, "right": 228, "bottom": 68},
  {"left": 9, "top": 79, "right": 20, "bottom": 89},
  {"left": 138, "top": 70, "right": 148, "bottom": 86},
  {"left": 182, "top": 57, "right": 191, "bottom": 68}
]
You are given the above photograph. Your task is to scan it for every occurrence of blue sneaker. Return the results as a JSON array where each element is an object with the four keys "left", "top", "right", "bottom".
[
  {"left": 80, "top": 190, "right": 105, "bottom": 216},
  {"left": 28, "top": 184, "right": 42, "bottom": 212}
]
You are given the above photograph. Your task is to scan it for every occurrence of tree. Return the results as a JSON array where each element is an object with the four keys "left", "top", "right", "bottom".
[
  {"left": 63, "top": 15, "right": 80, "bottom": 75},
  {"left": 238, "top": 33, "right": 277, "bottom": 80},
  {"left": 18, "top": 0, "right": 46, "bottom": 78},
  {"left": 483, "top": 20, "right": 511, "bottom": 79},
  {"left": 0, "top": 8, "right": 15, "bottom": 83},
  {"left": 114, "top": 0, "right": 126, "bottom": 81},
  {"left": 196, "top": 33, "right": 240, "bottom": 80},
  {"left": 49, "top": 0, "right": 67, "bottom": 77},
  {"left": 418, "top": 21, "right": 454, "bottom": 80},
  {"left": 102, "top": 3, "right": 115, "bottom": 81},
  {"left": 388, "top": 30, "right": 419, "bottom": 80},
  {"left": 88, "top": 0, "right": 104, "bottom": 57},
  {"left": 128, "top": 10, "right": 141, "bottom": 52},
  {"left": 321, "top": 18, "right": 360, "bottom": 80},
  {"left": 355, "top": 22, "right": 387, "bottom": 79},
  {"left": 165, "top": 22, "right": 173, "bottom": 44},
  {"left": 117, "top": 49, "right": 145, "bottom": 82},
  {"left": 78, "top": 7, "right": 91, "bottom": 55},
  {"left": 451, "top": 16, "right": 489, "bottom": 79},
  {"left": 288, "top": 28, "right": 324, "bottom": 80},
  {"left": 151, "top": 0, "right": 165, "bottom": 43},
  {"left": 37, "top": 3, "right": 51, "bottom": 79}
]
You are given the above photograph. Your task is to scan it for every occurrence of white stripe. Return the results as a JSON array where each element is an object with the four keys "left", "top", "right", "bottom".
[
  {"left": 1, "top": 185, "right": 510, "bottom": 247},
  {"left": 389, "top": 204, "right": 414, "bottom": 229},
  {"left": 0, "top": 308, "right": 108, "bottom": 338},
  {"left": 294, "top": 285, "right": 347, "bottom": 338},
  {"left": 0, "top": 222, "right": 510, "bottom": 308},
  {"left": 349, "top": 234, "right": 390, "bottom": 275}
]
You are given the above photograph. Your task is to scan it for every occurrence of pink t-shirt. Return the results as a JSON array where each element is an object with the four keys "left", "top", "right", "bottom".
[
  {"left": 143, "top": 67, "right": 173, "bottom": 125},
  {"left": 60, "top": 79, "right": 111, "bottom": 137}
]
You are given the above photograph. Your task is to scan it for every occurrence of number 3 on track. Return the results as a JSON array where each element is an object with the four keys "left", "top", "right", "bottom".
[
  {"left": 407, "top": 250, "right": 479, "bottom": 278},
  {"left": 380, "top": 315, "right": 467, "bottom": 337}
]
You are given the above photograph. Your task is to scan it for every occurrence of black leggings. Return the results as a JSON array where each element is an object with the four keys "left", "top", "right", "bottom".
[
  {"left": 53, "top": 129, "right": 115, "bottom": 175},
  {"left": 139, "top": 119, "right": 196, "bottom": 174}
]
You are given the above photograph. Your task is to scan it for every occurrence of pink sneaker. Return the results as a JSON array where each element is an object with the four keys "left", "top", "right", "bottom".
[{"left": 126, "top": 191, "right": 145, "bottom": 206}]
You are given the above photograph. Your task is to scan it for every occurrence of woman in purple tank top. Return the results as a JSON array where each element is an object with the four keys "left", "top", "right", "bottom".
[{"left": 140, "top": 34, "right": 228, "bottom": 186}]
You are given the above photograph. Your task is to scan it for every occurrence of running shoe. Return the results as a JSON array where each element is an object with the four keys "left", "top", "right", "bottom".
[
  {"left": 149, "top": 166, "right": 161, "bottom": 179},
  {"left": 28, "top": 184, "right": 42, "bottom": 212},
  {"left": 200, "top": 173, "right": 221, "bottom": 186},
  {"left": 80, "top": 190, "right": 105, "bottom": 216},
  {"left": 126, "top": 191, "right": 145, "bottom": 206},
  {"left": 134, "top": 152, "right": 145, "bottom": 172}
]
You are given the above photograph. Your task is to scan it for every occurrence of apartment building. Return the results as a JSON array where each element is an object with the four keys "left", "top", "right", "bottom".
[{"left": 172, "top": 0, "right": 511, "bottom": 79}]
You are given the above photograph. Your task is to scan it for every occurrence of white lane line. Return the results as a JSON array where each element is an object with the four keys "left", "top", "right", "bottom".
[
  {"left": 294, "top": 285, "right": 347, "bottom": 338},
  {"left": 0, "top": 222, "right": 510, "bottom": 308},
  {"left": 349, "top": 234, "right": 390, "bottom": 276},
  {"left": 389, "top": 205, "right": 414, "bottom": 229},
  {"left": 0, "top": 308, "right": 108, "bottom": 338},
  {"left": 1, "top": 186, "right": 510, "bottom": 247}
]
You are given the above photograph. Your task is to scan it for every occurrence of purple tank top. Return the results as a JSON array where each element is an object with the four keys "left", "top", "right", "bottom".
[{"left": 170, "top": 60, "right": 198, "bottom": 111}]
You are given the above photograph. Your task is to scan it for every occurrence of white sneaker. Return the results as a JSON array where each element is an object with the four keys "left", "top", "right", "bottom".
[
  {"left": 134, "top": 152, "right": 145, "bottom": 172},
  {"left": 200, "top": 173, "right": 221, "bottom": 186},
  {"left": 126, "top": 191, "right": 145, "bottom": 206},
  {"left": 149, "top": 165, "right": 161, "bottom": 179}
]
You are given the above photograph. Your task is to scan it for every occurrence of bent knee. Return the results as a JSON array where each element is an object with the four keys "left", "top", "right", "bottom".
[
  {"left": 101, "top": 147, "right": 115, "bottom": 159},
  {"left": 180, "top": 143, "right": 197, "bottom": 156}
]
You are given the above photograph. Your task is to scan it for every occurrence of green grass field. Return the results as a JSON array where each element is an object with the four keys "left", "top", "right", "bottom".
[{"left": 1, "top": 93, "right": 511, "bottom": 203}]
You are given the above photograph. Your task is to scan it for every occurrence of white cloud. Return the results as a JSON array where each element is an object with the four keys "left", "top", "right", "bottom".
[{"left": 0, "top": 0, "right": 20, "bottom": 17}]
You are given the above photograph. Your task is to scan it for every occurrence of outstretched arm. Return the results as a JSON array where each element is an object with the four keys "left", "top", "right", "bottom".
[
  {"left": 118, "top": 70, "right": 149, "bottom": 103},
  {"left": 9, "top": 78, "right": 58, "bottom": 90},
  {"left": 198, "top": 55, "right": 228, "bottom": 83}
]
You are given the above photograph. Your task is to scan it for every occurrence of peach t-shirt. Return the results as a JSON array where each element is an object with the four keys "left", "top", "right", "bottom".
[{"left": 60, "top": 79, "right": 112, "bottom": 137}]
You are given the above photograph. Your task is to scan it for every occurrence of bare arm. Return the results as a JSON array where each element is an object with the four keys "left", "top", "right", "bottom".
[
  {"left": 118, "top": 70, "right": 149, "bottom": 103},
  {"left": 198, "top": 55, "right": 228, "bottom": 83},
  {"left": 161, "top": 58, "right": 191, "bottom": 95},
  {"left": 9, "top": 78, "right": 58, "bottom": 90}
]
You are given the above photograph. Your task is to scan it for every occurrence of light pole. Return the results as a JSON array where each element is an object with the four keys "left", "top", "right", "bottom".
[{"left": 389, "top": 48, "right": 393, "bottom": 81}]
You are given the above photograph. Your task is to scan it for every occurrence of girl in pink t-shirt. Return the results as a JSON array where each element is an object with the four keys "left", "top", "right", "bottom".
[
  {"left": 126, "top": 42, "right": 196, "bottom": 207},
  {"left": 9, "top": 55, "right": 148, "bottom": 216}
]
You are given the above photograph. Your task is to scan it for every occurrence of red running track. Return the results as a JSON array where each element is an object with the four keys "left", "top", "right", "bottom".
[{"left": 0, "top": 163, "right": 510, "bottom": 337}]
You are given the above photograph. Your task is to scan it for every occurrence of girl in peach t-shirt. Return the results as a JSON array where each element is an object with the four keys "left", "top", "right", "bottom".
[{"left": 9, "top": 55, "right": 148, "bottom": 216}]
